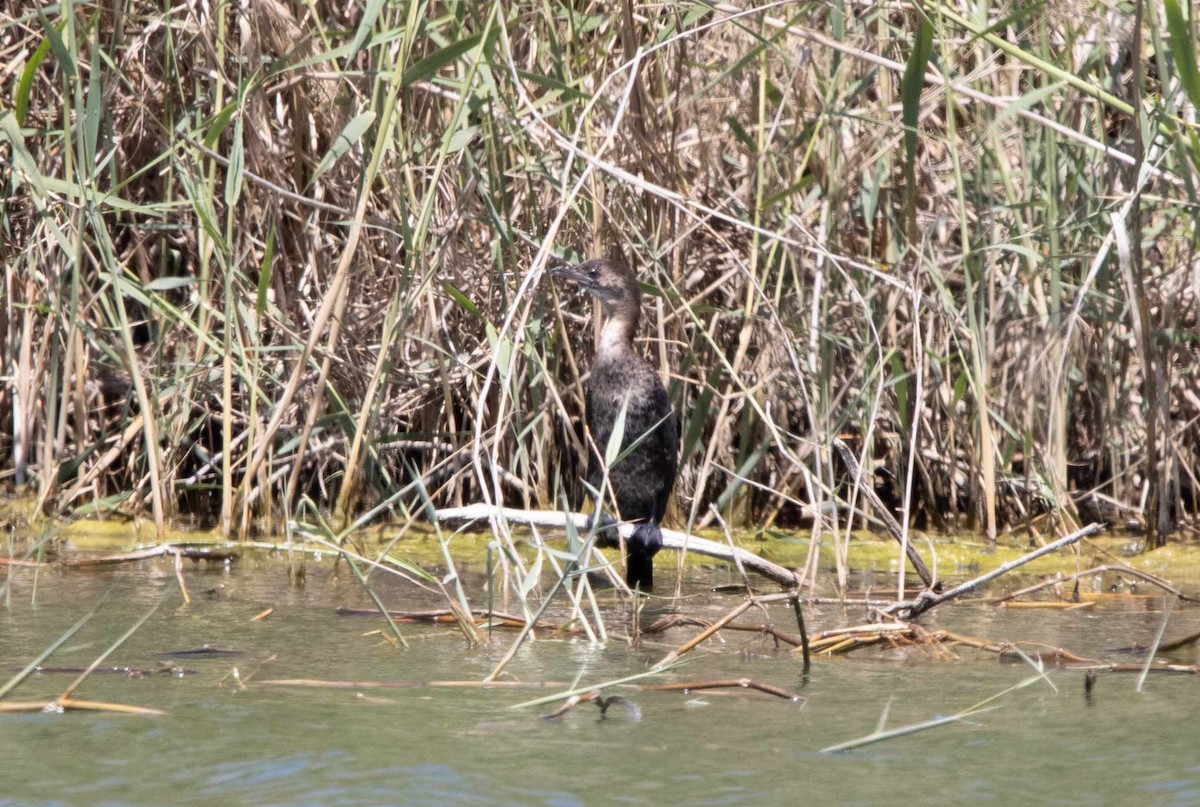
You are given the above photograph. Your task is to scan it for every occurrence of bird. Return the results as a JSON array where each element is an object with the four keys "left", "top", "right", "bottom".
[{"left": 550, "top": 255, "right": 679, "bottom": 590}]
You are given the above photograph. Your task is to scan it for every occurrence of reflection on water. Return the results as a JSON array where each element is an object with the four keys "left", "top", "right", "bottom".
[{"left": 1, "top": 547, "right": 1198, "bottom": 806}]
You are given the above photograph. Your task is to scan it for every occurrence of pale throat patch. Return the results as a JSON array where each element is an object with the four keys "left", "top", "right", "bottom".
[{"left": 599, "top": 316, "right": 633, "bottom": 354}]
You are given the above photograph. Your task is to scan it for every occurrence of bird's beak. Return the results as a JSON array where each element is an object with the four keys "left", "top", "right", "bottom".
[{"left": 549, "top": 265, "right": 594, "bottom": 289}]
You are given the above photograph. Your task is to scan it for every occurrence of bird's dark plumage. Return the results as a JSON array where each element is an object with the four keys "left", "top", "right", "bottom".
[{"left": 551, "top": 256, "right": 679, "bottom": 590}]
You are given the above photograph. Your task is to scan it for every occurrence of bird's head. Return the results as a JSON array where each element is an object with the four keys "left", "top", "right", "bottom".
[{"left": 549, "top": 256, "right": 641, "bottom": 315}]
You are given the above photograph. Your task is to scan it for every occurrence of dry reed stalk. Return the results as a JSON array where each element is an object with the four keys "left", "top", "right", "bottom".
[
  {"left": 0, "top": 699, "right": 166, "bottom": 715},
  {"left": 641, "top": 678, "right": 804, "bottom": 702},
  {"left": 256, "top": 678, "right": 562, "bottom": 689},
  {"left": 991, "top": 564, "right": 1198, "bottom": 604}
]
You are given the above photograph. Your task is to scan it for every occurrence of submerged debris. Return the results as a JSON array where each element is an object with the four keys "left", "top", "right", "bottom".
[
  {"left": 156, "top": 646, "right": 243, "bottom": 659},
  {"left": 29, "top": 663, "right": 193, "bottom": 678}
]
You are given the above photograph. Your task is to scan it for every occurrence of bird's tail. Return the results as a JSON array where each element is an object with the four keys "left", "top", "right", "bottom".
[{"left": 626, "top": 522, "right": 664, "bottom": 591}]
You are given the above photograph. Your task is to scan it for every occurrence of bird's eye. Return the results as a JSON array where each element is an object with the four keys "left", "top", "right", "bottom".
[{"left": 588, "top": 267, "right": 599, "bottom": 278}]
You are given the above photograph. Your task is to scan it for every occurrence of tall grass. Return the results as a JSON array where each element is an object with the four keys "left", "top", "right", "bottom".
[{"left": 1, "top": 0, "right": 1198, "bottom": 566}]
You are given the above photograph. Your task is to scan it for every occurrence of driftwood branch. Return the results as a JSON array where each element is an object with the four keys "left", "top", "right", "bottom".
[
  {"left": 881, "top": 522, "right": 1105, "bottom": 620},
  {"left": 992, "top": 564, "right": 1200, "bottom": 604},
  {"left": 430, "top": 505, "right": 801, "bottom": 588}
]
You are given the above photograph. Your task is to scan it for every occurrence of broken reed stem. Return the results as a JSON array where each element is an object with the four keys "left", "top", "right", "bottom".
[
  {"left": 653, "top": 599, "right": 755, "bottom": 669},
  {"left": 0, "top": 699, "right": 166, "bottom": 716},
  {"left": 790, "top": 592, "right": 811, "bottom": 668},
  {"left": 796, "top": 623, "right": 1108, "bottom": 666},
  {"left": 883, "top": 522, "right": 1105, "bottom": 619},
  {"left": 257, "top": 678, "right": 565, "bottom": 689},
  {"left": 641, "top": 678, "right": 805, "bottom": 702},
  {"left": 484, "top": 559, "right": 574, "bottom": 683},
  {"left": 819, "top": 711, "right": 984, "bottom": 754},
  {"left": 992, "top": 564, "right": 1199, "bottom": 604},
  {"left": 705, "top": 502, "right": 815, "bottom": 660},
  {"left": 66, "top": 545, "right": 240, "bottom": 565},
  {"left": 833, "top": 438, "right": 934, "bottom": 588},
  {"left": 335, "top": 607, "right": 532, "bottom": 627},
  {"left": 510, "top": 664, "right": 683, "bottom": 711},
  {"left": 1136, "top": 595, "right": 1177, "bottom": 693},
  {"left": 652, "top": 588, "right": 815, "bottom": 670},
  {"left": 59, "top": 599, "right": 162, "bottom": 702},
  {"left": 0, "top": 589, "right": 112, "bottom": 701},
  {"left": 806, "top": 622, "right": 919, "bottom": 655},
  {"left": 172, "top": 549, "right": 190, "bottom": 605},
  {"left": 709, "top": 504, "right": 753, "bottom": 591}
]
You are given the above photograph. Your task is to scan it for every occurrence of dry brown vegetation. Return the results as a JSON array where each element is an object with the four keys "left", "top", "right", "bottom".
[{"left": 2, "top": 0, "right": 1199, "bottom": 576}]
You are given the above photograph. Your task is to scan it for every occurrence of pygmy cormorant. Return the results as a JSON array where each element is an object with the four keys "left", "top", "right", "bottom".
[{"left": 551, "top": 256, "right": 679, "bottom": 590}]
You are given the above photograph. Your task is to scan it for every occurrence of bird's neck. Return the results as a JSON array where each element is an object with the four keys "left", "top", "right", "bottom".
[{"left": 597, "top": 301, "right": 640, "bottom": 359}]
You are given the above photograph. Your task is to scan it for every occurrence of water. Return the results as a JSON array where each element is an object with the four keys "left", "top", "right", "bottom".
[{"left": 2, "top": 547, "right": 1199, "bottom": 806}]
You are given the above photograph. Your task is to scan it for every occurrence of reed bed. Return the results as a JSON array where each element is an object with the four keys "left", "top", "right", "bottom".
[{"left": 2, "top": 0, "right": 1198, "bottom": 586}]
